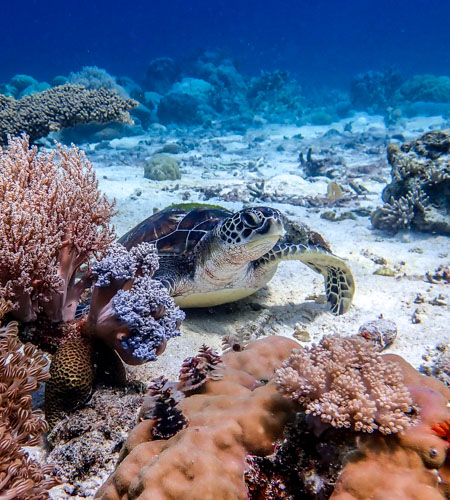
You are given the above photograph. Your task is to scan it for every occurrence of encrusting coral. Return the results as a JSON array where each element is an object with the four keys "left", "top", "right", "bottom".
[
  {"left": 96, "top": 334, "right": 449, "bottom": 499},
  {"left": 0, "top": 84, "right": 137, "bottom": 145},
  {"left": 0, "top": 301, "right": 59, "bottom": 499},
  {"left": 372, "top": 129, "right": 450, "bottom": 234},
  {"left": 0, "top": 134, "right": 115, "bottom": 324}
]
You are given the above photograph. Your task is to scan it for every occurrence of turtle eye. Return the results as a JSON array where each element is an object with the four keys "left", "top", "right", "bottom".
[{"left": 242, "top": 211, "right": 261, "bottom": 228}]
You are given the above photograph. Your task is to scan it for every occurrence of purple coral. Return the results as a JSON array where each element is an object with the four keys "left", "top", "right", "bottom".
[{"left": 83, "top": 242, "right": 184, "bottom": 365}]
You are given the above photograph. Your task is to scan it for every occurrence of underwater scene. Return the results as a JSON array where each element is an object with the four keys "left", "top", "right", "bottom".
[{"left": 0, "top": 0, "right": 449, "bottom": 498}]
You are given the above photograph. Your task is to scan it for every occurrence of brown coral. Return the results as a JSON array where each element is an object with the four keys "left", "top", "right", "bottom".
[
  {"left": 44, "top": 337, "right": 95, "bottom": 429},
  {"left": 276, "top": 335, "right": 416, "bottom": 434},
  {"left": 0, "top": 134, "right": 115, "bottom": 323},
  {"left": 0, "top": 84, "right": 137, "bottom": 145},
  {"left": 95, "top": 336, "right": 298, "bottom": 500},
  {"left": 372, "top": 130, "right": 450, "bottom": 234},
  {"left": 96, "top": 335, "right": 450, "bottom": 499},
  {"left": 0, "top": 320, "right": 59, "bottom": 498}
]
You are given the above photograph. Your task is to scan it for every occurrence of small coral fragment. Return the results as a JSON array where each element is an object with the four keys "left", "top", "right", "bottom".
[{"left": 177, "top": 344, "right": 223, "bottom": 392}]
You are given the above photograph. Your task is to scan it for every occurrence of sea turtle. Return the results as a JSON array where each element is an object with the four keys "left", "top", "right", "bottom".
[{"left": 118, "top": 204, "right": 355, "bottom": 315}]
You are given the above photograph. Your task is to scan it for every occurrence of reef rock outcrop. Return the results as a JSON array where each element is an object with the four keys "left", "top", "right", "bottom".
[{"left": 372, "top": 130, "right": 450, "bottom": 234}]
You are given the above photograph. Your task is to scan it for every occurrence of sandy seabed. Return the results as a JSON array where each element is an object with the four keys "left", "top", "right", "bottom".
[{"left": 47, "top": 113, "right": 449, "bottom": 498}]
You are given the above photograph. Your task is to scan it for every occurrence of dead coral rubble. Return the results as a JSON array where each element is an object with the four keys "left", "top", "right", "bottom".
[
  {"left": 372, "top": 129, "right": 450, "bottom": 234},
  {"left": 0, "top": 314, "right": 59, "bottom": 499},
  {"left": 0, "top": 84, "right": 137, "bottom": 145}
]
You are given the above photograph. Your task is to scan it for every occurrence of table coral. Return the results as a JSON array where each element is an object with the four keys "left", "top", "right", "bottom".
[{"left": 0, "top": 84, "right": 137, "bottom": 145}]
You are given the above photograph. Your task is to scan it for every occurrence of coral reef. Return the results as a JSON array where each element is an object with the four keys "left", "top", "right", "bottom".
[
  {"left": 0, "top": 308, "right": 59, "bottom": 498},
  {"left": 276, "top": 335, "right": 416, "bottom": 434},
  {"left": 0, "top": 135, "right": 115, "bottom": 323},
  {"left": 396, "top": 74, "right": 450, "bottom": 103},
  {"left": 144, "top": 153, "right": 181, "bottom": 180},
  {"left": 97, "top": 335, "right": 449, "bottom": 499},
  {"left": 44, "top": 242, "right": 185, "bottom": 427},
  {"left": 350, "top": 69, "right": 404, "bottom": 113},
  {"left": 0, "top": 84, "right": 137, "bottom": 145},
  {"left": 372, "top": 130, "right": 450, "bottom": 234},
  {"left": 68, "top": 66, "right": 128, "bottom": 98},
  {"left": 95, "top": 336, "right": 298, "bottom": 499}
]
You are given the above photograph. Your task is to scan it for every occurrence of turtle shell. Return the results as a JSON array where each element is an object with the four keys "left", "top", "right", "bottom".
[{"left": 118, "top": 205, "right": 233, "bottom": 256}]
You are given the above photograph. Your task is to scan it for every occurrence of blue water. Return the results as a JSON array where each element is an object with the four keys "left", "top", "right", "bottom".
[{"left": 2, "top": 0, "right": 449, "bottom": 89}]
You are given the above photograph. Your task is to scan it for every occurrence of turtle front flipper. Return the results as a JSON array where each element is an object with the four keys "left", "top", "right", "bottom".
[{"left": 257, "top": 243, "right": 355, "bottom": 315}]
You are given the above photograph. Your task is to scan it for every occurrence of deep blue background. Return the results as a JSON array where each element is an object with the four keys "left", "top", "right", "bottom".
[{"left": 1, "top": 0, "right": 449, "bottom": 88}]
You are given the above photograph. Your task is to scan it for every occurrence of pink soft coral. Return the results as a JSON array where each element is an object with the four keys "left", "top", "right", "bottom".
[{"left": 0, "top": 135, "right": 115, "bottom": 323}]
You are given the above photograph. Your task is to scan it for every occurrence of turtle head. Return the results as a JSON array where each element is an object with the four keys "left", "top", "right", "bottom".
[{"left": 216, "top": 207, "right": 283, "bottom": 262}]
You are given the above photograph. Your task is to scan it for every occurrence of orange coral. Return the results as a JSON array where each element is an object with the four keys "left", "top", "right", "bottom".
[
  {"left": 432, "top": 420, "right": 450, "bottom": 443},
  {"left": 0, "top": 134, "right": 115, "bottom": 323}
]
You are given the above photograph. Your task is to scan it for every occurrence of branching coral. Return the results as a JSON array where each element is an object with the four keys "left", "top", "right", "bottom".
[
  {"left": 371, "top": 188, "right": 428, "bottom": 232},
  {"left": 82, "top": 242, "right": 185, "bottom": 365},
  {"left": 372, "top": 130, "right": 450, "bottom": 234},
  {"left": 0, "top": 84, "right": 137, "bottom": 145},
  {"left": 0, "top": 134, "right": 116, "bottom": 323},
  {"left": 0, "top": 313, "right": 59, "bottom": 498},
  {"left": 276, "top": 335, "right": 416, "bottom": 434}
]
